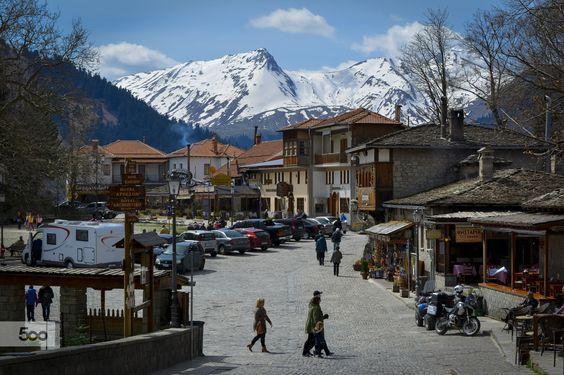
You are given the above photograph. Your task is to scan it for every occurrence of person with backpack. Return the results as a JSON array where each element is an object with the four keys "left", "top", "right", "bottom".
[
  {"left": 331, "top": 228, "right": 342, "bottom": 251},
  {"left": 38, "top": 285, "right": 54, "bottom": 321},
  {"left": 330, "top": 246, "right": 343, "bottom": 277},
  {"left": 315, "top": 233, "right": 327, "bottom": 266},
  {"left": 25, "top": 285, "right": 38, "bottom": 322}
]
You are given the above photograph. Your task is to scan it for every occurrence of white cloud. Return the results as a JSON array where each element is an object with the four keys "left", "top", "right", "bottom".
[
  {"left": 96, "top": 42, "right": 180, "bottom": 80},
  {"left": 250, "top": 8, "right": 335, "bottom": 37},
  {"left": 351, "top": 22, "right": 424, "bottom": 57},
  {"left": 321, "top": 60, "right": 358, "bottom": 71}
]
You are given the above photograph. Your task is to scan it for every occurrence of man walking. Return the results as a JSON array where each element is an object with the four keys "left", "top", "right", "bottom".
[
  {"left": 331, "top": 228, "right": 342, "bottom": 251},
  {"left": 25, "top": 285, "right": 38, "bottom": 322},
  {"left": 315, "top": 233, "right": 327, "bottom": 266},
  {"left": 331, "top": 246, "right": 343, "bottom": 277},
  {"left": 38, "top": 285, "right": 54, "bottom": 321},
  {"left": 302, "top": 291, "right": 329, "bottom": 357}
]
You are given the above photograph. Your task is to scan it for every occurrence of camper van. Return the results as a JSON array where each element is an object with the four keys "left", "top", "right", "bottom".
[{"left": 22, "top": 220, "right": 125, "bottom": 268}]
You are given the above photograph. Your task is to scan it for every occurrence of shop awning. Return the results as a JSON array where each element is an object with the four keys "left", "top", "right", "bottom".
[
  {"left": 366, "top": 221, "right": 413, "bottom": 238},
  {"left": 470, "top": 212, "right": 564, "bottom": 229}
]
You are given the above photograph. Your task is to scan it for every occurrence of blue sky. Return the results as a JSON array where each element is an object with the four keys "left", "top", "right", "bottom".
[{"left": 48, "top": 0, "right": 502, "bottom": 80}]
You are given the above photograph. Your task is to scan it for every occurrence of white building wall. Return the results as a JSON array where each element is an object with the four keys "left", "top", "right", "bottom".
[{"left": 169, "top": 155, "right": 230, "bottom": 181}]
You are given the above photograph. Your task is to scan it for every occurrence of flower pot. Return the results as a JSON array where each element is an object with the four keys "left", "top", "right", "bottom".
[
  {"left": 353, "top": 264, "right": 361, "bottom": 272},
  {"left": 392, "top": 284, "right": 400, "bottom": 293},
  {"left": 361, "top": 272, "right": 369, "bottom": 280},
  {"left": 400, "top": 289, "right": 410, "bottom": 298}
]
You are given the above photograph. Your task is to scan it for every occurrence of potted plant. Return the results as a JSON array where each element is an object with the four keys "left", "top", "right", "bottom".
[
  {"left": 353, "top": 259, "right": 362, "bottom": 272},
  {"left": 360, "top": 259, "right": 369, "bottom": 280}
]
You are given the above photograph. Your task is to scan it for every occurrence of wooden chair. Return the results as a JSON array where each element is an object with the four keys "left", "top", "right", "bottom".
[
  {"left": 553, "top": 330, "right": 564, "bottom": 367},
  {"left": 538, "top": 315, "right": 564, "bottom": 358},
  {"left": 515, "top": 334, "right": 534, "bottom": 365}
]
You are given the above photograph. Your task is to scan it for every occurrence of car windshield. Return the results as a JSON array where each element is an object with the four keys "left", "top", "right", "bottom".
[
  {"left": 264, "top": 220, "right": 275, "bottom": 226},
  {"left": 163, "top": 244, "right": 194, "bottom": 255},
  {"left": 315, "top": 218, "right": 330, "bottom": 224},
  {"left": 222, "top": 230, "right": 243, "bottom": 237},
  {"left": 213, "top": 231, "right": 226, "bottom": 238}
]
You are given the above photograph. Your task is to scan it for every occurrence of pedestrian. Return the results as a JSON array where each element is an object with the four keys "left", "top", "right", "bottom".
[
  {"left": 35, "top": 213, "right": 43, "bottom": 228},
  {"left": 16, "top": 210, "right": 23, "bottom": 230},
  {"left": 9, "top": 236, "right": 25, "bottom": 257},
  {"left": 313, "top": 321, "right": 332, "bottom": 357},
  {"left": 302, "top": 291, "right": 329, "bottom": 357},
  {"left": 333, "top": 218, "right": 342, "bottom": 232},
  {"left": 38, "top": 285, "right": 54, "bottom": 321},
  {"left": 330, "top": 246, "right": 343, "bottom": 277},
  {"left": 159, "top": 225, "right": 170, "bottom": 234},
  {"left": 25, "top": 285, "right": 38, "bottom": 322},
  {"left": 331, "top": 228, "right": 342, "bottom": 251},
  {"left": 247, "top": 298, "right": 272, "bottom": 353},
  {"left": 315, "top": 233, "right": 327, "bottom": 266}
]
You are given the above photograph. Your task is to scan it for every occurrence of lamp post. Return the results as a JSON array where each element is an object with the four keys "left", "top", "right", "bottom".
[
  {"left": 413, "top": 209, "right": 424, "bottom": 295},
  {"left": 167, "top": 172, "right": 181, "bottom": 328},
  {"left": 350, "top": 154, "right": 359, "bottom": 230}
]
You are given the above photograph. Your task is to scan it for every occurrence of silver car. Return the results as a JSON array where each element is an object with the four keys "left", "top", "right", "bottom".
[
  {"left": 155, "top": 240, "right": 205, "bottom": 272},
  {"left": 180, "top": 230, "right": 218, "bottom": 257},
  {"left": 311, "top": 217, "right": 333, "bottom": 237},
  {"left": 213, "top": 229, "right": 251, "bottom": 254}
]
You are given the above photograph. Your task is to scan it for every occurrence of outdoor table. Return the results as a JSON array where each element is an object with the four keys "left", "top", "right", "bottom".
[
  {"left": 453, "top": 264, "right": 477, "bottom": 277},
  {"left": 480, "top": 265, "right": 509, "bottom": 284},
  {"left": 515, "top": 315, "right": 534, "bottom": 336}
]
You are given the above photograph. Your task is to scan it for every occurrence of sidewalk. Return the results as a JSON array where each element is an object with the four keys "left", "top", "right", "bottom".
[{"left": 369, "top": 278, "right": 563, "bottom": 375}]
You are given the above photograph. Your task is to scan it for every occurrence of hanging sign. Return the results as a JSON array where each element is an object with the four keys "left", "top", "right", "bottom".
[
  {"left": 426, "top": 229, "right": 442, "bottom": 240},
  {"left": 455, "top": 226, "right": 482, "bottom": 243}
]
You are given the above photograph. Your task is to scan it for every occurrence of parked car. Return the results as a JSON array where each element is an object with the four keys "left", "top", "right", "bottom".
[
  {"left": 231, "top": 219, "right": 291, "bottom": 247},
  {"left": 235, "top": 228, "right": 271, "bottom": 251},
  {"left": 212, "top": 229, "right": 251, "bottom": 254},
  {"left": 180, "top": 230, "right": 218, "bottom": 257},
  {"left": 155, "top": 240, "right": 205, "bottom": 272},
  {"left": 274, "top": 218, "right": 304, "bottom": 241},
  {"left": 154, "top": 234, "right": 182, "bottom": 256},
  {"left": 301, "top": 219, "right": 320, "bottom": 239},
  {"left": 317, "top": 216, "right": 346, "bottom": 233},
  {"left": 78, "top": 201, "right": 117, "bottom": 219},
  {"left": 310, "top": 217, "right": 333, "bottom": 237}
]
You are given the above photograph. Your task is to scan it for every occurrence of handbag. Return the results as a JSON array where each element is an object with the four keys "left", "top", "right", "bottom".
[{"left": 256, "top": 320, "right": 265, "bottom": 334}]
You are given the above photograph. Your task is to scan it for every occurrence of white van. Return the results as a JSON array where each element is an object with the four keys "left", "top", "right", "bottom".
[{"left": 22, "top": 220, "right": 125, "bottom": 268}]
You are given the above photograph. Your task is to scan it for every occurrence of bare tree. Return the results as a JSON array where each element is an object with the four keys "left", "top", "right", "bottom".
[
  {"left": 457, "top": 10, "right": 512, "bottom": 128},
  {"left": 400, "top": 9, "right": 459, "bottom": 124}
]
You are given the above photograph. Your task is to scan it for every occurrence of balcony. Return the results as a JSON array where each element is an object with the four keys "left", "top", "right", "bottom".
[
  {"left": 314, "top": 153, "right": 347, "bottom": 165},
  {"left": 283, "top": 155, "right": 310, "bottom": 166}
]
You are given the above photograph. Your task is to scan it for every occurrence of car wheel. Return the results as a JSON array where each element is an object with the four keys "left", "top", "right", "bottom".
[
  {"left": 293, "top": 236, "right": 301, "bottom": 242},
  {"left": 261, "top": 245, "right": 268, "bottom": 251},
  {"left": 238, "top": 250, "right": 246, "bottom": 255},
  {"left": 210, "top": 251, "right": 218, "bottom": 257},
  {"left": 199, "top": 259, "right": 205, "bottom": 270},
  {"left": 273, "top": 240, "right": 280, "bottom": 247},
  {"left": 65, "top": 259, "right": 75, "bottom": 269},
  {"left": 218, "top": 245, "right": 226, "bottom": 255}
]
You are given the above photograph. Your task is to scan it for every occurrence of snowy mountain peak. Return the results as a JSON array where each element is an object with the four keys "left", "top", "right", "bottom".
[{"left": 115, "top": 49, "right": 475, "bottom": 138}]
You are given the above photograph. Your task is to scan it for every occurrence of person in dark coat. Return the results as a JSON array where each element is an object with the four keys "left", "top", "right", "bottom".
[
  {"left": 332, "top": 218, "right": 342, "bottom": 232},
  {"left": 25, "top": 285, "right": 38, "bottom": 322},
  {"left": 315, "top": 234, "right": 327, "bottom": 266},
  {"left": 331, "top": 228, "right": 342, "bottom": 251},
  {"left": 38, "top": 285, "right": 54, "bottom": 321},
  {"left": 247, "top": 298, "right": 272, "bottom": 353},
  {"left": 330, "top": 246, "right": 343, "bottom": 277}
]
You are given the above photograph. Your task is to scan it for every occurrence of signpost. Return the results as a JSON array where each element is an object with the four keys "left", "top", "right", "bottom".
[{"left": 108, "top": 160, "right": 146, "bottom": 337}]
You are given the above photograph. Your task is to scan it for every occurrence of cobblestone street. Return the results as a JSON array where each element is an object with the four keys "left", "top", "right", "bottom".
[{"left": 156, "top": 232, "right": 530, "bottom": 375}]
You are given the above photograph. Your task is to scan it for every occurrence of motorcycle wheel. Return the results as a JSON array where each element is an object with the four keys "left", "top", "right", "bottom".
[
  {"left": 435, "top": 317, "right": 449, "bottom": 335},
  {"left": 415, "top": 311, "right": 424, "bottom": 327},
  {"left": 425, "top": 316, "right": 435, "bottom": 331},
  {"left": 463, "top": 317, "right": 481, "bottom": 336}
]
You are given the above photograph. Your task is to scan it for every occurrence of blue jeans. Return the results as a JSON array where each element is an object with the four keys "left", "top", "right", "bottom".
[{"left": 42, "top": 303, "right": 51, "bottom": 321}]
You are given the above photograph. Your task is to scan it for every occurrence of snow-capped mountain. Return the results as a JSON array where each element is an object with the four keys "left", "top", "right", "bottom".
[{"left": 115, "top": 48, "right": 475, "bottom": 137}]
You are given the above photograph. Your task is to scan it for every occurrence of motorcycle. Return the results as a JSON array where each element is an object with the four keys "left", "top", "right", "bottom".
[
  {"left": 415, "top": 295, "right": 429, "bottom": 327},
  {"left": 434, "top": 294, "right": 481, "bottom": 336},
  {"left": 425, "top": 292, "right": 455, "bottom": 331}
]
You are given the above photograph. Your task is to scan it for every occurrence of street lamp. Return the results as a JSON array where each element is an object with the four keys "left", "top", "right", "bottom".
[
  {"left": 167, "top": 172, "right": 181, "bottom": 328},
  {"left": 413, "top": 209, "right": 424, "bottom": 295},
  {"left": 350, "top": 154, "right": 359, "bottom": 230}
]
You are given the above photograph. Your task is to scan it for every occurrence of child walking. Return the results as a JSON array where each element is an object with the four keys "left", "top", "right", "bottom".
[{"left": 313, "top": 321, "right": 332, "bottom": 357}]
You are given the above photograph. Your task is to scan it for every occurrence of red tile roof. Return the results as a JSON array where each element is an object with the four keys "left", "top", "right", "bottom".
[
  {"left": 167, "top": 138, "right": 244, "bottom": 158},
  {"left": 279, "top": 118, "right": 323, "bottom": 131},
  {"left": 214, "top": 140, "right": 283, "bottom": 176},
  {"left": 103, "top": 140, "right": 166, "bottom": 158},
  {"left": 314, "top": 108, "right": 400, "bottom": 128}
]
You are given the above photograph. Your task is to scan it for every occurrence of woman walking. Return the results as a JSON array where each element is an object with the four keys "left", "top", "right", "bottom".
[{"left": 247, "top": 298, "right": 272, "bottom": 353}]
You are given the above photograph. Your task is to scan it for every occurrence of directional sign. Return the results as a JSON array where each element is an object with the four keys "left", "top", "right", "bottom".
[
  {"left": 108, "top": 185, "right": 145, "bottom": 198},
  {"left": 122, "top": 174, "right": 144, "bottom": 185},
  {"left": 107, "top": 198, "right": 145, "bottom": 212},
  {"left": 211, "top": 173, "right": 231, "bottom": 186}
]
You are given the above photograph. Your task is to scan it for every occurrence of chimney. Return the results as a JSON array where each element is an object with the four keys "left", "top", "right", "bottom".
[
  {"left": 394, "top": 104, "right": 402, "bottom": 123},
  {"left": 449, "top": 109, "right": 465, "bottom": 142},
  {"left": 212, "top": 136, "right": 218, "bottom": 154},
  {"left": 186, "top": 143, "right": 191, "bottom": 172},
  {"left": 255, "top": 134, "right": 262, "bottom": 145},
  {"left": 478, "top": 147, "right": 494, "bottom": 181},
  {"left": 142, "top": 136, "right": 146, "bottom": 144},
  {"left": 254, "top": 126, "right": 258, "bottom": 145},
  {"left": 91, "top": 139, "right": 99, "bottom": 152},
  {"left": 440, "top": 96, "right": 448, "bottom": 138}
]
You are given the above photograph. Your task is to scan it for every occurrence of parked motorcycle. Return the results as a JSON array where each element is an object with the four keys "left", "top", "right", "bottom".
[
  {"left": 415, "top": 295, "right": 429, "bottom": 327},
  {"left": 434, "top": 294, "right": 481, "bottom": 336},
  {"left": 424, "top": 291, "right": 455, "bottom": 331}
]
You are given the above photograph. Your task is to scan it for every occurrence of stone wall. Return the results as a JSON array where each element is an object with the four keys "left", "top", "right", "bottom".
[
  {"left": 60, "top": 287, "right": 87, "bottom": 343},
  {"left": 0, "top": 285, "right": 24, "bottom": 321},
  {"left": 0, "top": 326, "right": 204, "bottom": 375},
  {"left": 479, "top": 285, "right": 524, "bottom": 320}
]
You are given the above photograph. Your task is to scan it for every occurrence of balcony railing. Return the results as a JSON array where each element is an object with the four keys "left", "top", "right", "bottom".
[
  {"left": 283, "top": 155, "right": 310, "bottom": 166},
  {"left": 314, "top": 153, "right": 346, "bottom": 164}
]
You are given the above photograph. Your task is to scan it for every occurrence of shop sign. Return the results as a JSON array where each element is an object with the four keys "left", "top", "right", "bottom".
[
  {"left": 276, "top": 181, "right": 293, "bottom": 197},
  {"left": 426, "top": 229, "right": 442, "bottom": 240},
  {"left": 455, "top": 227, "right": 482, "bottom": 243},
  {"left": 211, "top": 173, "right": 231, "bottom": 186}
]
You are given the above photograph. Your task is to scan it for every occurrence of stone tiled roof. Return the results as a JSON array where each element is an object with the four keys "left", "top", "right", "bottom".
[
  {"left": 384, "top": 169, "right": 564, "bottom": 208},
  {"left": 279, "top": 118, "right": 322, "bottom": 131},
  {"left": 167, "top": 139, "right": 244, "bottom": 158},
  {"left": 279, "top": 108, "right": 401, "bottom": 132},
  {"left": 470, "top": 212, "right": 564, "bottom": 227},
  {"left": 356, "top": 124, "right": 545, "bottom": 150},
  {"left": 522, "top": 188, "right": 564, "bottom": 212}
]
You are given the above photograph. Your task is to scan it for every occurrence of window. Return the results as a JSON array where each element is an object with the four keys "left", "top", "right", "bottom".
[
  {"left": 340, "top": 198, "right": 349, "bottom": 213},
  {"left": 339, "top": 170, "right": 350, "bottom": 184},
  {"left": 204, "top": 164, "right": 210, "bottom": 176},
  {"left": 297, "top": 198, "right": 305, "bottom": 212},
  {"left": 180, "top": 163, "right": 183, "bottom": 169},
  {"left": 298, "top": 140, "right": 308, "bottom": 156},
  {"left": 289, "top": 171, "right": 292, "bottom": 184},
  {"left": 76, "top": 229, "right": 89, "bottom": 242},
  {"left": 138, "top": 164, "right": 145, "bottom": 177},
  {"left": 173, "top": 163, "right": 176, "bottom": 170},
  {"left": 305, "top": 170, "right": 308, "bottom": 184},
  {"left": 47, "top": 233, "right": 56, "bottom": 245},
  {"left": 325, "top": 171, "right": 335, "bottom": 184},
  {"left": 297, "top": 171, "right": 301, "bottom": 185},
  {"left": 102, "top": 164, "right": 111, "bottom": 176}
]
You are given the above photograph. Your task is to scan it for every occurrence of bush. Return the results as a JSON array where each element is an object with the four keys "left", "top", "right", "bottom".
[{"left": 360, "top": 259, "right": 369, "bottom": 273}]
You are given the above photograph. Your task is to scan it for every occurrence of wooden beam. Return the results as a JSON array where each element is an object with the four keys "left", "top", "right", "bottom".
[
  {"left": 510, "top": 232, "right": 516, "bottom": 290},
  {"left": 132, "top": 300, "right": 150, "bottom": 313},
  {"left": 483, "top": 230, "right": 488, "bottom": 283},
  {"left": 543, "top": 234, "right": 548, "bottom": 298}
]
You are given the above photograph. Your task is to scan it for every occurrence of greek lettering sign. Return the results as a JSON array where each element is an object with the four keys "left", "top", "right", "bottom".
[
  {"left": 455, "top": 227, "right": 482, "bottom": 243},
  {"left": 122, "top": 174, "right": 144, "bottom": 185},
  {"left": 108, "top": 185, "right": 145, "bottom": 199},
  {"left": 426, "top": 229, "right": 442, "bottom": 240},
  {"left": 107, "top": 198, "right": 145, "bottom": 211}
]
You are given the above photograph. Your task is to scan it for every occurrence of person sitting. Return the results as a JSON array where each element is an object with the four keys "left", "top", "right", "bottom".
[
  {"left": 503, "top": 290, "right": 539, "bottom": 330},
  {"left": 9, "top": 236, "right": 25, "bottom": 257}
]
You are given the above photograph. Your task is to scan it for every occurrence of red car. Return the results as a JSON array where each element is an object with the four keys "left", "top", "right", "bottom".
[{"left": 235, "top": 228, "right": 271, "bottom": 251}]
